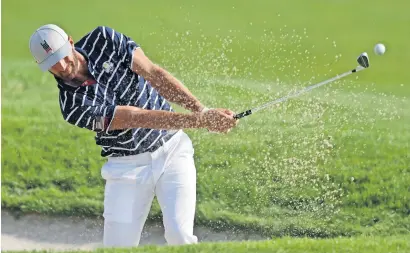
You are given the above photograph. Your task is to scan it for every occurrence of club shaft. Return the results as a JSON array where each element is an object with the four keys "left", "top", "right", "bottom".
[{"left": 234, "top": 66, "right": 364, "bottom": 119}]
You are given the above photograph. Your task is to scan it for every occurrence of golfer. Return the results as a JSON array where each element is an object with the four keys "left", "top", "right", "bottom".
[{"left": 29, "top": 24, "right": 238, "bottom": 247}]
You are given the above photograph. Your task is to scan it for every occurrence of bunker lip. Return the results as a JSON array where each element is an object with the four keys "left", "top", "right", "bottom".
[{"left": 1, "top": 210, "right": 267, "bottom": 251}]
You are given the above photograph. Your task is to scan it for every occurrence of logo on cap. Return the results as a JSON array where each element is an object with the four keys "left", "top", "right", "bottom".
[{"left": 40, "top": 40, "right": 52, "bottom": 53}]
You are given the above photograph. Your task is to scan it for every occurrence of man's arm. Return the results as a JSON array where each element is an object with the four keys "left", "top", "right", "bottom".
[
  {"left": 59, "top": 88, "right": 236, "bottom": 133},
  {"left": 108, "top": 106, "right": 237, "bottom": 133},
  {"left": 130, "top": 47, "right": 207, "bottom": 113},
  {"left": 108, "top": 106, "right": 202, "bottom": 131}
]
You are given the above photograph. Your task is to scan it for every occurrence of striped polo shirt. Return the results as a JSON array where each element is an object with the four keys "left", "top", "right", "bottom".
[{"left": 55, "top": 26, "right": 174, "bottom": 157}]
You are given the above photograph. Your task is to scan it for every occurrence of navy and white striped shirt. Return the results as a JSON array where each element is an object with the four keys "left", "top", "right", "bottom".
[{"left": 55, "top": 26, "right": 174, "bottom": 157}]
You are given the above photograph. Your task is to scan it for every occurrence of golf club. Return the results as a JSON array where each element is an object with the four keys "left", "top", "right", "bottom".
[{"left": 233, "top": 52, "right": 370, "bottom": 119}]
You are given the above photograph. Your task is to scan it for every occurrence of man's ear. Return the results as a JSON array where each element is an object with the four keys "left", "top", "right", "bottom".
[{"left": 68, "top": 36, "right": 74, "bottom": 45}]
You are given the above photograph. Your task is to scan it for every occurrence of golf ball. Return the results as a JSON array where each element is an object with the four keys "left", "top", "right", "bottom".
[{"left": 374, "top": 43, "right": 386, "bottom": 55}]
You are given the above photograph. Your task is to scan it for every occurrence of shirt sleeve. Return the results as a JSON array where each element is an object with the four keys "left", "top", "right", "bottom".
[
  {"left": 59, "top": 88, "right": 116, "bottom": 133},
  {"left": 98, "top": 26, "right": 140, "bottom": 69}
]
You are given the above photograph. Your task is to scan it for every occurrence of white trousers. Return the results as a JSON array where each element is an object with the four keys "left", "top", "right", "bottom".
[{"left": 100, "top": 130, "right": 198, "bottom": 247}]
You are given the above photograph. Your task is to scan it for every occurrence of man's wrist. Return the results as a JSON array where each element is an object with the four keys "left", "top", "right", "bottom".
[{"left": 197, "top": 106, "right": 211, "bottom": 129}]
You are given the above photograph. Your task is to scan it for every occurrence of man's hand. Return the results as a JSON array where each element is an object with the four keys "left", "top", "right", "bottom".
[{"left": 200, "top": 108, "right": 238, "bottom": 133}]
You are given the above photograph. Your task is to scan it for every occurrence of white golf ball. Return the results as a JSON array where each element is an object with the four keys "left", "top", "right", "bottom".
[{"left": 374, "top": 43, "right": 386, "bottom": 55}]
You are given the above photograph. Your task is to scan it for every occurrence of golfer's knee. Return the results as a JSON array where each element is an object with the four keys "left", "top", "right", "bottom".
[{"left": 164, "top": 225, "right": 198, "bottom": 245}]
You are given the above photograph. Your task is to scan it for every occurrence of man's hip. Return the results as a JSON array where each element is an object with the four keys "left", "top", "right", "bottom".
[{"left": 101, "top": 130, "right": 194, "bottom": 182}]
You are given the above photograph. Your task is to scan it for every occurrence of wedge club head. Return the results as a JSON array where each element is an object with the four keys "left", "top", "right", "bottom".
[{"left": 357, "top": 52, "right": 370, "bottom": 68}]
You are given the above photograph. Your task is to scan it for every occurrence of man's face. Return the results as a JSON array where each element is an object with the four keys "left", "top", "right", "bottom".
[{"left": 49, "top": 37, "right": 80, "bottom": 81}]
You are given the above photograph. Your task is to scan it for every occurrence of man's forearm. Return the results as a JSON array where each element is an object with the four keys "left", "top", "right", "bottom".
[
  {"left": 107, "top": 106, "right": 203, "bottom": 131},
  {"left": 150, "top": 66, "right": 206, "bottom": 112}
]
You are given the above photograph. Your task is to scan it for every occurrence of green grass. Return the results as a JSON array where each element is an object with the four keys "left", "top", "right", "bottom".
[
  {"left": 2, "top": 0, "right": 410, "bottom": 246},
  {"left": 4, "top": 236, "right": 410, "bottom": 253}
]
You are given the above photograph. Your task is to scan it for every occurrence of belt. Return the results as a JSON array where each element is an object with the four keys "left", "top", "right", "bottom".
[{"left": 149, "top": 130, "right": 178, "bottom": 152}]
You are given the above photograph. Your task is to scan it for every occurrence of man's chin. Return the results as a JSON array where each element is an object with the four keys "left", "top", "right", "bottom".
[{"left": 61, "top": 73, "right": 75, "bottom": 82}]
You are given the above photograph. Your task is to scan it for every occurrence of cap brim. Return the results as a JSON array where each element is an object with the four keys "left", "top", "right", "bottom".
[{"left": 38, "top": 41, "right": 72, "bottom": 72}]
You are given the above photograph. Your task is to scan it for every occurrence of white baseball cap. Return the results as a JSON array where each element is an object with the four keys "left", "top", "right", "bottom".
[{"left": 29, "top": 24, "right": 72, "bottom": 71}]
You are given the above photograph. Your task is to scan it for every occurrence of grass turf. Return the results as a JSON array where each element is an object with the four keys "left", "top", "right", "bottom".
[
  {"left": 3, "top": 236, "right": 410, "bottom": 253},
  {"left": 2, "top": 0, "right": 410, "bottom": 242}
]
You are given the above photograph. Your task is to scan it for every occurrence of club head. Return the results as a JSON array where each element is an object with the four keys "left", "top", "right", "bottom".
[{"left": 357, "top": 52, "right": 370, "bottom": 68}]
